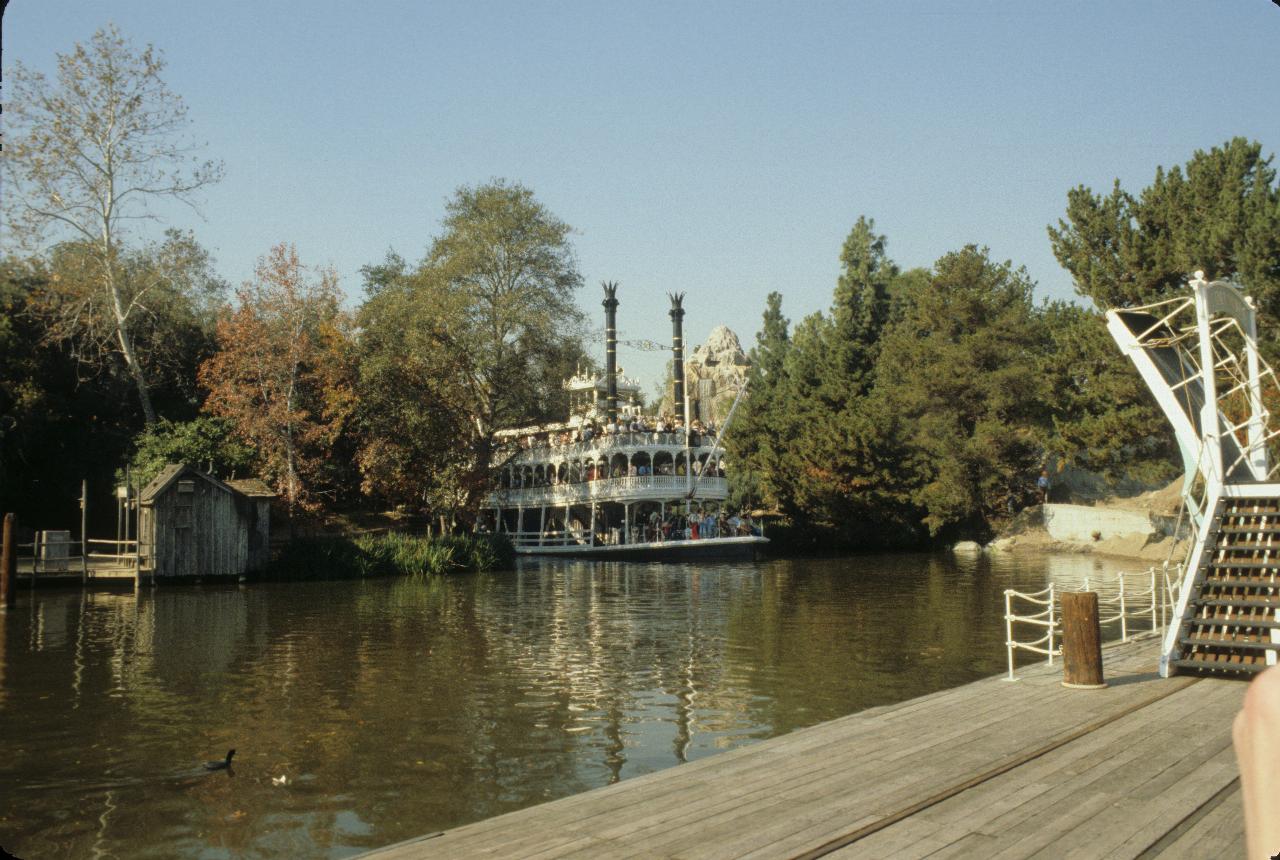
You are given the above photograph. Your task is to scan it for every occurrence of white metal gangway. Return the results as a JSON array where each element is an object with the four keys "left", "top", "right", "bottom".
[{"left": 1107, "top": 272, "right": 1280, "bottom": 676}]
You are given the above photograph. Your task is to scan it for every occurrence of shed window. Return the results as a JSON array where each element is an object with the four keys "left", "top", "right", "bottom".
[{"left": 178, "top": 480, "right": 195, "bottom": 493}]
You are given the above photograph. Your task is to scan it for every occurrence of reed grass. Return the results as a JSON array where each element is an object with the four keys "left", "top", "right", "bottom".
[{"left": 267, "top": 532, "right": 514, "bottom": 580}]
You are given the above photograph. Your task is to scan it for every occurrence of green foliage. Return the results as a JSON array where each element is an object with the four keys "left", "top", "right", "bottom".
[
  {"left": 121, "top": 416, "right": 255, "bottom": 489},
  {"left": 874, "top": 247, "right": 1048, "bottom": 536},
  {"left": 4, "top": 25, "right": 223, "bottom": 424},
  {"left": 354, "top": 182, "right": 590, "bottom": 518},
  {"left": 1048, "top": 137, "right": 1280, "bottom": 348},
  {"left": 731, "top": 232, "right": 1057, "bottom": 546},
  {"left": 268, "top": 532, "right": 514, "bottom": 580},
  {"left": 727, "top": 291, "right": 791, "bottom": 512},
  {"left": 1038, "top": 302, "right": 1178, "bottom": 485},
  {"left": 1, "top": 256, "right": 144, "bottom": 528}
]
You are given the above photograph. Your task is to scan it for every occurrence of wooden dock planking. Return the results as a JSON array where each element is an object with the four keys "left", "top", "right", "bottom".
[
  {"left": 845, "top": 678, "right": 1243, "bottom": 859},
  {"left": 1144, "top": 782, "right": 1244, "bottom": 859},
  {"left": 362, "top": 635, "right": 1252, "bottom": 859}
]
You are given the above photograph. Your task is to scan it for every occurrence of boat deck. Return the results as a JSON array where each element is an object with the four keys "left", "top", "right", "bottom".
[
  {"left": 363, "top": 634, "right": 1249, "bottom": 859},
  {"left": 516, "top": 534, "right": 768, "bottom": 560}
]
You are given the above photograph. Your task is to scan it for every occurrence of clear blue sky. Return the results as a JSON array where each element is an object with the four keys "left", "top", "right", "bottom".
[{"left": 6, "top": 1, "right": 1279, "bottom": 392}]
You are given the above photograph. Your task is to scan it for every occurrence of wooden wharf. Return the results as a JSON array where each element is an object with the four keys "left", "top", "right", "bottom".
[{"left": 364, "top": 634, "right": 1250, "bottom": 859}]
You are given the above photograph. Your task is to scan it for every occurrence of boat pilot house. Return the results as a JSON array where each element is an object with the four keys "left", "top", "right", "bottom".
[{"left": 139, "top": 464, "right": 274, "bottom": 578}]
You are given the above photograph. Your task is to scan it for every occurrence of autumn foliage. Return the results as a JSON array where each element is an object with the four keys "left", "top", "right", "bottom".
[{"left": 199, "top": 244, "right": 355, "bottom": 514}]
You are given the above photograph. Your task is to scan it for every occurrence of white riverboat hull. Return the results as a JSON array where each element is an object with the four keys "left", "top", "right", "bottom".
[{"left": 514, "top": 534, "right": 768, "bottom": 561}]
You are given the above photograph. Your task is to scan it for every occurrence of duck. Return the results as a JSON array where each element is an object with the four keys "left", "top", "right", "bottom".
[
  {"left": 204, "top": 749, "right": 236, "bottom": 771},
  {"left": 272, "top": 774, "right": 289, "bottom": 786}
]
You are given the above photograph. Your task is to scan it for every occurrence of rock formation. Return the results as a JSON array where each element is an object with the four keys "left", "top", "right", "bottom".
[{"left": 659, "top": 325, "right": 750, "bottom": 426}]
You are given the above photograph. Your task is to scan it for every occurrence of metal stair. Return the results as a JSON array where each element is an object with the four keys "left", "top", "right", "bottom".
[
  {"left": 1107, "top": 273, "right": 1280, "bottom": 678},
  {"left": 1170, "top": 496, "right": 1280, "bottom": 676}
]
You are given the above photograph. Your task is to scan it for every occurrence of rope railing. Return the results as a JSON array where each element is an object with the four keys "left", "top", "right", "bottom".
[
  {"left": 1003, "top": 583, "right": 1057, "bottom": 681},
  {"left": 1004, "top": 563, "right": 1184, "bottom": 681}
]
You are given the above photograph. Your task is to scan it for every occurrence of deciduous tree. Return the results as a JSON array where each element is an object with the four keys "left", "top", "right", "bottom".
[
  {"left": 3, "top": 24, "right": 223, "bottom": 423},
  {"left": 355, "top": 182, "right": 589, "bottom": 518},
  {"left": 200, "top": 244, "right": 355, "bottom": 515}
]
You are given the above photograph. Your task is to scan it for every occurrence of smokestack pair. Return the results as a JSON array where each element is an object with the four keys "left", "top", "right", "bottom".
[{"left": 600, "top": 284, "right": 688, "bottom": 429}]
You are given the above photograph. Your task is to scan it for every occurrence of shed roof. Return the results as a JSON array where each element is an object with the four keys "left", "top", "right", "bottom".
[
  {"left": 139, "top": 463, "right": 237, "bottom": 503},
  {"left": 225, "top": 478, "right": 276, "bottom": 498}
]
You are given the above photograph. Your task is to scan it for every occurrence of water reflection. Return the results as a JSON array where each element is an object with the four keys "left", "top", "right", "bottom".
[{"left": 0, "top": 551, "right": 1140, "bottom": 858}]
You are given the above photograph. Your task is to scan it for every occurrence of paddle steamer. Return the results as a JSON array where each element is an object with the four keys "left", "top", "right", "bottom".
[{"left": 483, "top": 284, "right": 767, "bottom": 559}]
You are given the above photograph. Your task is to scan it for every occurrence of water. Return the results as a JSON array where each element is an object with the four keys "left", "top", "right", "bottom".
[{"left": 0, "top": 551, "right": 1150, "bottom": 858}]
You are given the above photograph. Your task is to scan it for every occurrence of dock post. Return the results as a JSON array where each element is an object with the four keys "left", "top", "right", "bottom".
[
  {"left": 2, "top": 513, "right": 15, "bottom": 608},
  {"left": 80, "top": 479, "right": 89, "bottom": 583},
  {"left": 1061, "top": 591, "right": 1106, "bottom": 688}
]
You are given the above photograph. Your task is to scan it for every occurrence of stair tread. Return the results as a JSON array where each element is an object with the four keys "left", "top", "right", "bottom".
[
  {"left": 1180, "top": 636, "right": 1280, "bottom": 650},
  {"left": 1208, "top": 560, "right": 1280, "bottom": 569},
  {"left": 1188, "top": 616, "right": 1280, "bottom": 629},
  {"left": 1171, "top": 658, "right": 1270, "bottom": 674},
  {"left": 1198, "top": 601, "right": 1280, "bottom": 609},
  {"left": 1203, "top": 576, "right": 1280, "bottom": 587},
  {"left": 1219, "top": 526, "right": 1280, "bottom": 534}
]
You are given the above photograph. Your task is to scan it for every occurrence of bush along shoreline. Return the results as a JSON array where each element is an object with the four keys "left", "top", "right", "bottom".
[{"left": 265, "top": 533, "right": 516, "bottom": 580}]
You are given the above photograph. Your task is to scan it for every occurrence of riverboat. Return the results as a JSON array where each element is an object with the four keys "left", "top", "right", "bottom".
[{"left": 483, "top": 284, "right": 768, "bottom": 560}]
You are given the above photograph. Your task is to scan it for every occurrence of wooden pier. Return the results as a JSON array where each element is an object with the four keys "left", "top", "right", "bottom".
[{"left": 364, "top": 634, "right": 1248, "bottom": 859}]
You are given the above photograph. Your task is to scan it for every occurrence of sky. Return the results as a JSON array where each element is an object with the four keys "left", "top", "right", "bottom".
[{"left": 5, "top": 1, "right": 1280, "bottom": 393}]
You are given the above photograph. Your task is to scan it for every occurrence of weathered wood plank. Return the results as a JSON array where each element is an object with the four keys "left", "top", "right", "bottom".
[{"left": 361, "top": 635, "right": 1247, "bottom": 860}]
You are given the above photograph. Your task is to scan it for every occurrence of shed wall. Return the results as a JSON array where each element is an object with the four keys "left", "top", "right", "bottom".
[{"left": 144, "top": 473, "right": 253, "bottom": 577}]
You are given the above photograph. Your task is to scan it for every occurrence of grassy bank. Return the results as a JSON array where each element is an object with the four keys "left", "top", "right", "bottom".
[{"left": 266, "top": 532, "right": 515, "bottom": 580}]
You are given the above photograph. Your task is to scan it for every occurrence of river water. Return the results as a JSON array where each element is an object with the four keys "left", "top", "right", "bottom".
[{"left": 0, "top": 551, "right": 1153, "bottom": 858}]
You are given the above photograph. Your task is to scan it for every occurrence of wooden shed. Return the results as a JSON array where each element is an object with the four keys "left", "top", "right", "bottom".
[{"left": 139, "top": 464, "right": 275, "bottom": 578}]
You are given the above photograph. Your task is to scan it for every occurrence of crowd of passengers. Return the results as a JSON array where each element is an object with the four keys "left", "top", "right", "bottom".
[
  {"left": 518, "top": 413, "right": 719, "bottom": 451},
  {"left": 636, "top": 509, "right": 762, "bottom": 542},
  {"left": 508, "top": 454, "right": 725, "bottom": 488}
]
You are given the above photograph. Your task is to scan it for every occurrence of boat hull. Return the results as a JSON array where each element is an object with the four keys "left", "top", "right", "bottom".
[{"left": 514, "top": 535, "right": 767, "bottom": 561}]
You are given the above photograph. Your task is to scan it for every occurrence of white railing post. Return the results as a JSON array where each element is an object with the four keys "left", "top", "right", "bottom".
[
  {"left": 1047, "top": 582, "right": 1056, "bottom": 666},
  {"left": 1118, "top": 572, "right": 1128, "bottom": 642},
  {"left": 1150, "top": 567, "right": 1158, "bottom": 633},
  {"left": 1005, "top": 589, "right": 1016, "bottom": 681}
]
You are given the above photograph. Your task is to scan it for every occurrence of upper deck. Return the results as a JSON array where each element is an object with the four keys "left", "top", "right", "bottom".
[{"left": 491, "top": 430, "right": 729, "bottom": 507}]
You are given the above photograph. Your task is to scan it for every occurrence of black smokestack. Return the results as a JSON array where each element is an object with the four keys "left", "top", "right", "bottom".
[
  {"left": 603, "top": 281, "right": 620, "bottom": 423},
  {"left": 669, "top": 293, "right": 686, "bottom": 428}
]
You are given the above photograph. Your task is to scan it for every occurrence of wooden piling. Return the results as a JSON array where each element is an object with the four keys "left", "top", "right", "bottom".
[
  {"left": 1061, "top": 590, "right": 1106, "bottom": 688},
  {"left": 2, "top": 513, "right": 15, "bottom": 608},
  {"left": 80, "top": 479, "right": 89, "bottom": 583}
]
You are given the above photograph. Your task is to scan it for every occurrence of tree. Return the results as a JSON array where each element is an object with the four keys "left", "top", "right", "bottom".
[
  {"left": 34, "top": 231, "right": 226, "bottom": 413},
  {"left": 1038, "top": 303, "right": 1178, "bottom": 485},
  {"left": 200, "top": 244, "right": 355, "bottom": 515},
  {"left": 4, "top": 24, "right": 223, "bottom": 423},
  {"left": 873, "top": 247, "right": 1047, "bottom": 536},
  {"left": 0, "top": 256, "right": 141, "bottom": 527},
  {"left": 122, "top": 416, "right": 255, "bottom": 490},
  {"left": 355, "top": 182, "right": 588, "bottom": 517},
  {"left": 727, "top": 292, "right": 791, "bottom": 512},
  {"left": 826, "top": 216, "right": 897, "bottom": 400},
  {"left": 1048, "top": 138, "right": 1280, "bottom": 337},
  {"left": 354, "top": 252, "right": 477, "bottom": 514}
]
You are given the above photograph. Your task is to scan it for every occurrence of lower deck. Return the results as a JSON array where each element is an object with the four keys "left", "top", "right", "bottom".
[
  {"left": 363, "top": 634, "right": 1249, "bottom": 859},
  {"left": 515, "top": 534, "right": 768, "bottom": 560}
]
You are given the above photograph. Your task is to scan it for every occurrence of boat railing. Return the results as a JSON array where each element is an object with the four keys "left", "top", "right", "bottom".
[
  {"left": 506, "top": 432, "right": 722, "bottom": 462},
  {"left": 493, "top": 475, "right": 729, "bottom": 506},
  {"left": 503, "top": 521, "right": 763, "bottom": 549},
  {"left": 1003, "top": 563, "right": 1183, "bottom": 681}
]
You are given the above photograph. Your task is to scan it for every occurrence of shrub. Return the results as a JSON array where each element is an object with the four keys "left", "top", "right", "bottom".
[{"left": 267, "top": 532, "right": 514, "bottom": 580}]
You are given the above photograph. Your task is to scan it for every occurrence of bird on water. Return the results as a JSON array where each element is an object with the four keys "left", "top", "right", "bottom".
[{"left": 204, "top": 749, "right": 236, "bottom": 771}]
